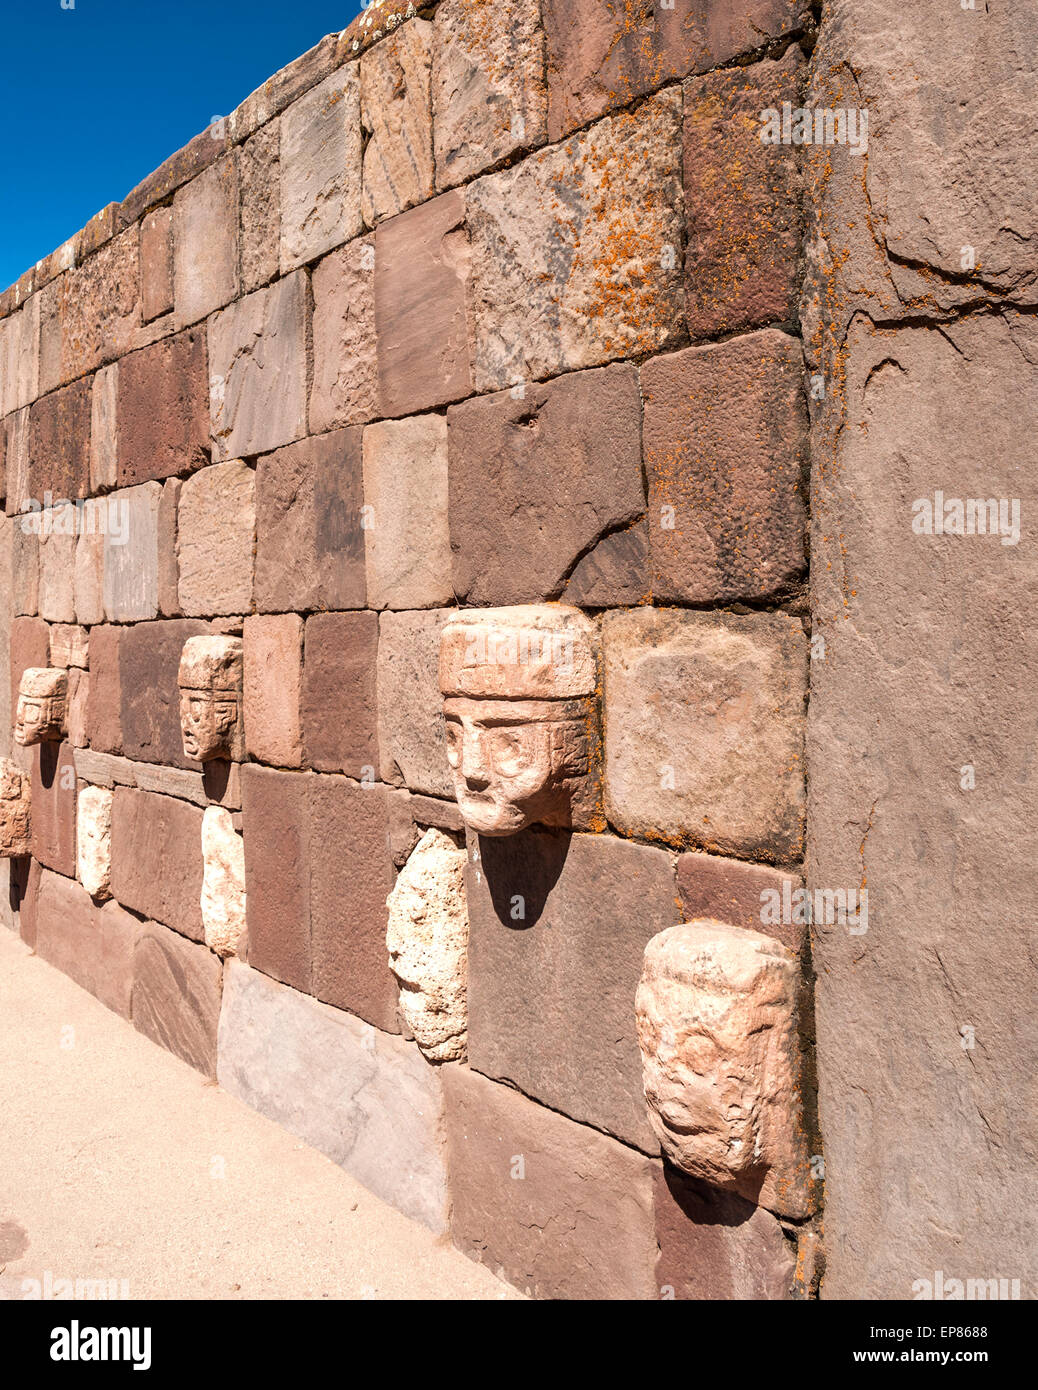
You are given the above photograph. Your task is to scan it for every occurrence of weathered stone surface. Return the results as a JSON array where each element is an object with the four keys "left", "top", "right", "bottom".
[
  {"left": 376, "top": 608, "right": 453, "bottom": 797},
  {"left": 279, "top": 67, "right": 362, "bottom": 273},
  {"left": 15, "top": 858, "right": 41, "bottom": 948},
  {"left": 67, "top": 669, "right": 89, "bottom": 749},
  {"left": 76, "top": 783, "right": 112, "bottom": 899},
  {"left": 119, "top": 618, "right": 210, "bottom": 768},
  {"left": 374, "top": 190, "right": 471, "bottom": 416},
  {"left": 173, "top": 155, "right": 239, "bottom": 328},
  {"left": 15, "top": 668, "right": 67, "bottom": 747},
  {"left": 4, "top": 407, "right": 31, "bottom": 517},
  {"left": 239, "top": 121, "right": 280, "bottom": 293},
  {"left": 9, "top": 617, "right": 50, "bottom": 725},
  {"left": 361, "top": 19, "right": 434, "bottom": 225},
  {"left": 140, "top": 206, "right": 174, "bottom": 323},
  {"left": 243, "top": 614, "right": 303, "bottom": 768},
  {"left": 387, "top": 828, "right": 468, "bottom": 1061},
  {"left": 684, "top": 51, "right": 803, "bottom": 339},
  {"left": 448, "top": 364, "right": 643, "bottom": 604},
  {"left": 102, "top": 482, "right": 161, "bottom": 622},
  {"left": 201, "top": 805, "right": 246, "bottom": 958},
  {"left": 240, "top": 765, "right": 311, "bottom": 991},
  {"left": 636, "top": 921, "right": 814, "bottom": 1218},
  {"left": 60, "top": 226, "right": 141, "bottom": 379},
  {"left": 363, "top": 415, "right": 451, "bottom": 610},
  {"left": 466, "top": 89, "right": 684, "bottom": 391},
  {"left": 110, "top": 786, "right": 205, "bottom": 941},
  {"left": 49, "top": 624, "right": 88, "bottom": 670},
  {"left": 433, "top": 0, "right": 547, "bottom": 190},
  {"left": 11, "top": 517, "right": 39, "bottom": 619},
  {"left": 178, "top": 634, "right": 244, "bottom": 763},
  {"left": 542, "top": 0, "right": 810, "bottom": 139},
  {"left": 132, "top": 919, "right": 223, "bottom": 1077},
  {"left": 89, "top": 364, "right": 118, "bottom": 493},
  {"left": 678, "top": 852, "right": 804, "bottom": 955},
  {"left": 254, "top": 428, "right": 365, "bottom": 613},
  {"left": 230, "top": 30, "right": 341, "bottom": 143},
  {"left": 27, "top": 378, "right": 92, "bottom": 500},
  {"left": 0, "top": 299, "right": 39, "bottom": 416},
  {"left": 209, "top": 273, "right": 308, "bottom": 460},
  {"left": 37, "top": 525, "right": 76, "bottom": 623},
  {"left": 176, "top": 460, "right": 255, "bottom": 616},
  {"left": 73, "top": 527, "right": 104, "bottom": 627},
  {"left": 310, "top": 777, "right": 397, "bottom": 1031},
  {"left": 301, "top": 611, "right": 379, "bottom": 776},
  {"left": 85, "top": 625, "right": 122, "bottom": 755},
  {"left": 309, "top": 238, "right": 378, "bottom": 433},
  {"left": 467, "top": 829, "right": 678, "bottom": 1150},
  {"left": 118, "top": 120, "right": 231, "bottom": 229},
  {"left": 34, "top": 868, "right": 137, "bottom": 1019},
  {"left": 0, "top": 759, "right": 31, "bottom": 857},
  {"left": 443, "top": 1062, "right": 658, "bottom": 1299},
  {"left": 603, "top": 609, "right": 807, "bottom": 859},
  {"left": 71, "top": 748, "right": 137, "bottom": 789},
  {"left": 563, "top": 520, "right": 650, "bottom": 608},
  {"left": 116, "top": 328, "right": 210, "bottom": 486},
  {"left": 643, "top": 331, "right": 807, "bottom": 603},
  {"left": 654, "top": 1165, "right": 795, "bottom": 1301},
  {"left": 30, "top": 741, "right": 76, "bottom": 877},
  {"left": 218, "top": 960, "right": 449, "bottom": 1230},
  {"left": 157, "top": 477, "right": 180, "bottom": 616}
]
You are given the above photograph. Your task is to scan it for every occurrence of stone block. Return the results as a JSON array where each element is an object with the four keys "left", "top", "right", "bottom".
[
  {"left": 27, "top": 378, "right": 92, "bottom": 500},
  {"left": 603, "top": 609, "right": 807, "bottom": 859},
  {"left": 74, "top": 526, "right": 104, "bottom": 626},
  {"left": 243, "top": 613, "right": 304, "bottom": 768},
  {"left": 0, "top": 758, "right": 31, "bottom": 857},
  {"left": 77, "top": 783, "right": 112, "bottom": 899},
  {"left": 157, "top": 477, "right": 180, "bottom": 616},
  {"left": 467, "top": 829, "right": 678, "bottom": 1151},
  {"left": 102, "top": 482, "right": 161, "bottom": 622},
  {"left": 67, "top": 668, "right": 89, "bottom": 748},
  {"left": 466, "top": 89, "right": 684, "bottom": 391},
  {"left": 433, "top": 0, "right": 547, "bottom": 190},
  {"left": 34, "top": 868, "right": 137, "bottom": 1019},
  {"left": 132, "top": 919, "right": 223, "bottom": 1077},
  {"left": 60, "top": 226, "right": 141, "bottom": 379},
  {"left": 49, "top": 624, "right": 88, "bottom": 670},
  {"left": 71, "top": 748, "right": 137, "bottom": 789},
  {"left": 360, "top": 19, "right": 434, "bottom": 225},
  {"left": 217, "top": 960, "right": 449, "bottom": 1230},
  {"left": 443, "top": 1063, "right": 658, "bottom": 1299},
  {"left": 30, "top": 741, "right": 76, "bottom": 877},
  {"left": 116, "top": 328, "right": 210, "bottom": 486},
  {"left": 209, "top": 272, "right": 308, "bottom": 460},
  {"left": 300, "top": 612, "right": 379, "bottom": 775},
  {"left": 119, "top": 617, "right": 210, "bottom": 767},
  {"left": 110, "top": 785, "right": 205, "bottom": 941},
  {"left": 677, "top": 851, "right": 805, "bottom": 955},
  {"left": 240, "top": 765, "right": 311, "bottom": 992},
  {"left": 376, "top": 608, "right": 454, "bottom": 797},
  {"left": 4, "top": 407, "right": 31, "bottom": 517},
  {"left": 89, "top": 364, "right": 118, "bottom": 493},
  {"left": 563, "top": 520, "right": 650, "bottom": 608},
  {"left": 309, "top": 238, "right": 378, "bottom": 432},
  {"left": 9, "top": 617, "right": 51, "bottom": 722},
  {"left": 279, "top": 67, "right": 362, "bottom": 273},
  {"left": 254, "top": 428, "right": 365, "bottom": 613},
  {"left": 0, "top": 299, "right": 39, "bottom": 416},
  {"left": 140, "top": 206, "right": 174, "bottom": 323},
  {"left": 37, "top": 525, "right": 76, "bottom": 623},
  {"left": 642, "top": 331, "right": 807, "bottom": 603},
  {"left": 201, "top": 805, "right": 246, "bottom": 958},
  {"left": 85, "top": 625, "right": 122, "bottom": 756},
  {"left": 240, "top": 121, "right": 280, "bottom": 293},
  {"left": 448, "top": 364, "right": 643, "bottom": 604},
  {"left": 363, "top": 415, "right": 451, "bottom": 610},
  {"left": 176, "top": 460, "right": 255, "bottom": 616},
  {"left": 374, "top": 190, "right": 471, "bottom": 416},
  {"left": 173, "top": 155, "right": 239, "bottom": 328}
]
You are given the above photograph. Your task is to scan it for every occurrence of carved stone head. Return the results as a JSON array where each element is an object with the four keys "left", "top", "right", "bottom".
[
  {"left": 439, "top": 605, "right": 596, "bottom": 836},
  {"left": 177, "top": 636, "right": 244, "bottom": 763},
  {"left": 636, "top": 920, "right": 814, "bottom": 1218},
  {"left": 0, "top": 758, "right": 31, "bottom": 857},
  {"left": 14, "top": 667, "right": 67, "bottom": 746}
]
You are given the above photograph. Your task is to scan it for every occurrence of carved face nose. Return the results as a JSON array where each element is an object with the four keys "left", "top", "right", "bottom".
[{"left": 460, "top": 728, "right": 491, "bottom": 790}]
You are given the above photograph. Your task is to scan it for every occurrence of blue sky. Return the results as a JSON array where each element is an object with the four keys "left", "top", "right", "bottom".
[{"left": 1, "top": 0, "right": 366, "bottom": 290}]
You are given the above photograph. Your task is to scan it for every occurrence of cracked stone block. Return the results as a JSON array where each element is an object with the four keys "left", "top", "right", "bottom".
[
  {"left": 60, "top": 225, "right": 141, "bottom": 380},
  {"left": 603, "top": 608, "right": 807, "bottom": 859},
  {"left": 90, "top": 364, "right": 118, "bottom": 493},
  {"left": 309, "top": 237, "right": 378, "bottom": 433},
  {"left": 48, "top": 624, "right": 88, "bottom": 670},
  {"left": 116, "top": 328, "right": 210, "bottom": 486},
  {"left": 279, "top": 67, "right": 362, "bottom": 273},
  {"left": 643, "top": 330, "right": 807, "bottom": 603},
  {"left": 563, "top": 519, "right": 650, "bottom": 608},
  {"left": 37, "top": 525, "right": 76, "bottom": 623},
  {"left": 27, "top": 378, "right": 92, "bottom": 500},
  {"left": 466, "top": 829, "right": 679, "bottom": 1152},
  {"left": 119, "top": 618, "right": 210, "bottom": 768},
  {"left": 103, "top": 482, "right": 161, "bottom": 622},
  {"left": 77, "top": 783, "right": 113, "bottom": 900},
  {"left": 363, "top": 414, "right": 451, "bottom": 610},
  {"left": 677, "top": 851, "right": 805, "bottom": 955},
  {"left": 466, "top": 88, "right": 685, "bottom": 390},
  {"left": 173, "top": 154, "right": 240, "bottom": 328},
  {"left": 31, "top": 741, "right": 76, "bottom": 877},
  {"left": 34, "top": 868, "right": 138, "bottom": 1019},
  {"left": 361, "top": 18, "right": 434, "bottom": 225},
  {"left": 448, "top": 363, "right": 643, "bottom": 604},
  {"left": 201, "top": 805, "right": 246, "bottom": 958},
  {"left": 218, "top": 960, "right": 449, "bottom": 1231},
  {"left": 542, "top": 0, "right": 810, "bottom": 140},
  {"left": 0, "top": 759, "right": 31, "bottom": 858},
  {"left": 132, "top": 919, "right": 223, "bottom": 1078},
  {"left": 243, "top": 614, "right": 304, "bottom": 768},
  {"left": 684, "top": 50, "right": 803, "bottom": 339},
  {"left": 254, "top": 428, "right": 365, "bottom": 613},
  {"left": 300, "top": 611, "right": 379, "bottom": 777},
  {"left": 443, "top": 1062, "right": 658, "bottom": 1299},
  {"left": 240, "top": 765, "right": 311, "bottom": 992},
  {"left": 374, "top": 189, "right": 471, "bottom": 416},
  {"left": 110, "top": 785, "right": 205, "bottom": 941},
  {"left": 240, "top": 120, "right": 280, "bottom": 293},
  {"left": 140, "top": 206, "right": 174, "bottom": 323},
  {"left": 176, "top": 460, "right": 255, "bottom": 617},
  {"left": 85, "top": 625, "right": 122, "bottom": 756},
  {"left": 376, "top": 608, "right": 454, "bottom": 798},
  {"left": 209, "top": 272, "right": 308, "bottom": 460},
  {"left": 433, "top": 0, "right": 547, "bottom": 190}
]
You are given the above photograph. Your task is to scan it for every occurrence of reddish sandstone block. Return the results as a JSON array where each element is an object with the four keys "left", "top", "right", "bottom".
[
  {"left": 243, "top": 613, "right": 304, "bottom": 767},
  {"left": 677, "top": 851, "right": 805, "bottom": 954},
  {"left": 34, "top": 869, "right": 138, "bottom": 1019},
  {"left": 684, "top": 51, "right": 803, "bottom": 339},
  {"left": 27, "top": 379, "right": 92, "bottom": 500},
  {"left": 374, "top": 190, "right": 471, "bottom": 416},
  {"left": 563, "top": 520, "right": 650, "bottom": 607},
  {"left": 60, "top": 226, "right": 141, "bottom": 380},
  {"left": 642, "top": 330, "right": 808, "bottom": 603},
  {"left": 309, "top": 238, "right": 378, "bottom": 433},
  {"left": 4, "top": 407, "right": 30, "bottom": 517},
  {"left": 360, "top": 19, "right": 434, "bottom": 225},
  {"left": 176, "top": 460, "right": 255, "bottom": 616},
  {"left": 85, "top": 624, "right": 123, "bottom": 755},
  {"left": 140, "top": 206, "right": 174, "bottom": 323},
  {"left": 16, "top": 857, "right": 42, "bottom": 949},
  {"left": 109, "top": 786, "right": 205, "bottom": 940},
  {"left": 300, "top": 612, "right": 379, "bottom": 776},
  {"left": 240, "top": 121, "right": 280, "bottom": 293},
  {"left": 10, "top": 616, "right": 50, "bottom": 718},
  {"left": 30, "top": 741, "right": 77, "bottom": 878},
  {"left": 173, "top": 155, "right": 240, "bottom": 328},
  {"left": 116, "top": 328, "right": 210, "bottom": 486},
  {"left": 240, "top": 764, "right": 311, "bottom": 992},
  {"left": 118, "top": 618, "right": 210, "bottom": 767},
  {"left": 132, "top": 919, "right": 223, "bottom": 1076}
]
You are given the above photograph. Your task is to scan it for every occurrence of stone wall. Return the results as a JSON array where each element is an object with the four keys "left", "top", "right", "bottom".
[{"left": 0, "top": 0, "right": 826, "bottom": 1299}]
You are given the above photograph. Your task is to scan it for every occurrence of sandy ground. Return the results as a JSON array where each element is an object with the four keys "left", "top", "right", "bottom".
[{"left": 0, "top": 929, "right": 517, "bottom": 1301}]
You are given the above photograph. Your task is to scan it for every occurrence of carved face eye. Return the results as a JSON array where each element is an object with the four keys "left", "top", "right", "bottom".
[
  {"left": 487, "top": 726, "right": 534, "bottom": 778},
  {"left": 444, "top": 720, "right": 462, "bottom": 769}
]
